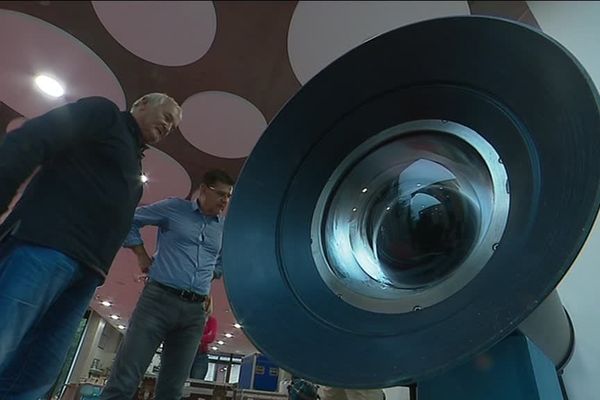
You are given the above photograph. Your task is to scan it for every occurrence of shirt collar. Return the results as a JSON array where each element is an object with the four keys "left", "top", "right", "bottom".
[
  {"left": 191, "top": 199, "right": 222, "bottom": 222},
  {"left": 123, "top": 112, "right": 149, "bottom": 156}
]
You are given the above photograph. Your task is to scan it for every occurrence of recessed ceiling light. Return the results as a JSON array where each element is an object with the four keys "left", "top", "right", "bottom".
[
  {"left": 233, "top": 323, "right": 242, "bottom": 329},
  {"left": 117, "top": 324, "right": 126, "bottom": 330},
  {"left": 217, "top": 340, "right": 225, "bottom": 345},
  {"left": 211, "top": 346, "right": 218, "bottom": 351},
  {"left": 100, "top": 300, "right": 112, "bottom": 307},
  {"left": 140, "top": 174, "right": 149, "bottom": 183},
  {"left": 34, "top": 74, "right": 65, "bottom": 97},
  {"left": 109, "top": 314, "right": 120, "bottom": 320},
  {"left": 225, "top": 333, "right": 233, "bottom": 338}
]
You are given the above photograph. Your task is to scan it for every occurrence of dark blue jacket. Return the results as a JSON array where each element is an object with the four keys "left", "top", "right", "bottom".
[{"left": 0, "top": 96, "right": 146, "bottom": 277}]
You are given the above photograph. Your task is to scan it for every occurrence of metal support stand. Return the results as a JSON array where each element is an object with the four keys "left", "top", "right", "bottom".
[{"left": 417, "top": 332, "right": 564, "bottom": 400}]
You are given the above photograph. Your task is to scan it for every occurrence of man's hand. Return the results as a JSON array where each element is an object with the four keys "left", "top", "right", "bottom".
[
  {"left": 128, "top": 244, "right": 153, "bottom": 273},
  {"left": 138, "top": 254, "right": 153, "bottom": 273}
]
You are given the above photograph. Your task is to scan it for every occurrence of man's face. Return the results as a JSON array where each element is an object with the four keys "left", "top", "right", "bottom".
[
  {"left": 134, "top": 99, "right": 181, "bottom": 145},
  {"left": 199, "top": 182, "right": 233, "bottom": 216}
]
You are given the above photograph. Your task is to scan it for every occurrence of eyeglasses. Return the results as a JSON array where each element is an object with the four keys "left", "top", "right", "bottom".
[{"left": 207, "top": 185, "right": 233, "bottom": 199}]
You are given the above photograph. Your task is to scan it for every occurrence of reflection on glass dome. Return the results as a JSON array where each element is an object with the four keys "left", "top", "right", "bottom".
[
  {"left": 315, "top": 122, "right": 508, "bottom": 312},
  {"left": 370, "top": 159, "right": 479, "bottom": 288}
]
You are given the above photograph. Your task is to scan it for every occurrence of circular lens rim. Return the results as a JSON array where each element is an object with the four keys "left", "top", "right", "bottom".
[
  {"left": 311, "top": 119, "right": 510, "bottom": 313},
  {"left": 223, "top": 16, "right": 600, "bottom": 388}
]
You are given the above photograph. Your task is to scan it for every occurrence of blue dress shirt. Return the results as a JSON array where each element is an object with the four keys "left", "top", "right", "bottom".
[{"left": 123, "top": 197, "right": 223, "bottom": 295}]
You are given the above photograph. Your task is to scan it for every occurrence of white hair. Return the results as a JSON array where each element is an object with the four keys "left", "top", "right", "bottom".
[{"left": 130, "top": 93, "right": 182, "bottom": 120}]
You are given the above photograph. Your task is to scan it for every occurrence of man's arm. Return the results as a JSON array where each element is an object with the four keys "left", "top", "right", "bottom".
[
  {"left": 129, "top": 245, "right": 153, "bottom": 273},
  {"left": 212, "top": 252, "right": 223, "bottom": 280},
  {"left": 123, "top": 198, "right": 173, "bottom": 273},
  {"left": 0, "top": 97, "right": 119, "bottom": 214}
]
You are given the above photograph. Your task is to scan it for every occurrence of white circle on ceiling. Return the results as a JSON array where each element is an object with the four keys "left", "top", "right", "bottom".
[
  {"left": 179, "top": 91, "right": 267, "bottom": 159},
  {"left": 288, "top": 1, "right": 470, "bottom": 84},
  {"left": 0, "top": 10, "right": 125, "bottom": 118},
  {"left": 93, "top": 1, "right": 217, "bottom": 67},
  {"left": 141, "top": 147, "right": 192, "bottom": 205}
]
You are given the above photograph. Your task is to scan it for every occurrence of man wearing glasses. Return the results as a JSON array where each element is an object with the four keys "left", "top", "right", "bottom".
[{"left": 100, "top": 169, "right": 234, "bottom": 400}]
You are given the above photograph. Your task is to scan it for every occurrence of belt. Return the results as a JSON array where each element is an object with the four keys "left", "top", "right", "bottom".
[{"left": 150, "top": 280, "right": 207, "bottom": 303}]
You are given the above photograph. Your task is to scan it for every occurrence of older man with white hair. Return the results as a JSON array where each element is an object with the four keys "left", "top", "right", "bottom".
[{"left": 0, "top": 92, "right": 181, "bottom": 399}]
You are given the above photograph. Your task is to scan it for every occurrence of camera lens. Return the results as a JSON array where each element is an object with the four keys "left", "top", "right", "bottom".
[
  {"left": 368, "top": 158, "right": 479, "bottom": 289},
  {"left": 313, "top": 121, "right": 509, "bottom": 313}
]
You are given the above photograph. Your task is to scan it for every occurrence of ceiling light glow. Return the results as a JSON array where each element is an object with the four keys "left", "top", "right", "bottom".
[{"left": 34, "top": 74, "right": 65, "bottom": 97}]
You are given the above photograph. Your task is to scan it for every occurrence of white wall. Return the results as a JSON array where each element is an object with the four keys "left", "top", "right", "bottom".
[
  {"left": 382, "top": 386, "right": 410, "bottom": 400},
  {"left": 527, "top": 3, "right": 600, "bottom": 400},
  {"left": 94, "top": 323, "right": 122, "bottom": 371}
]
